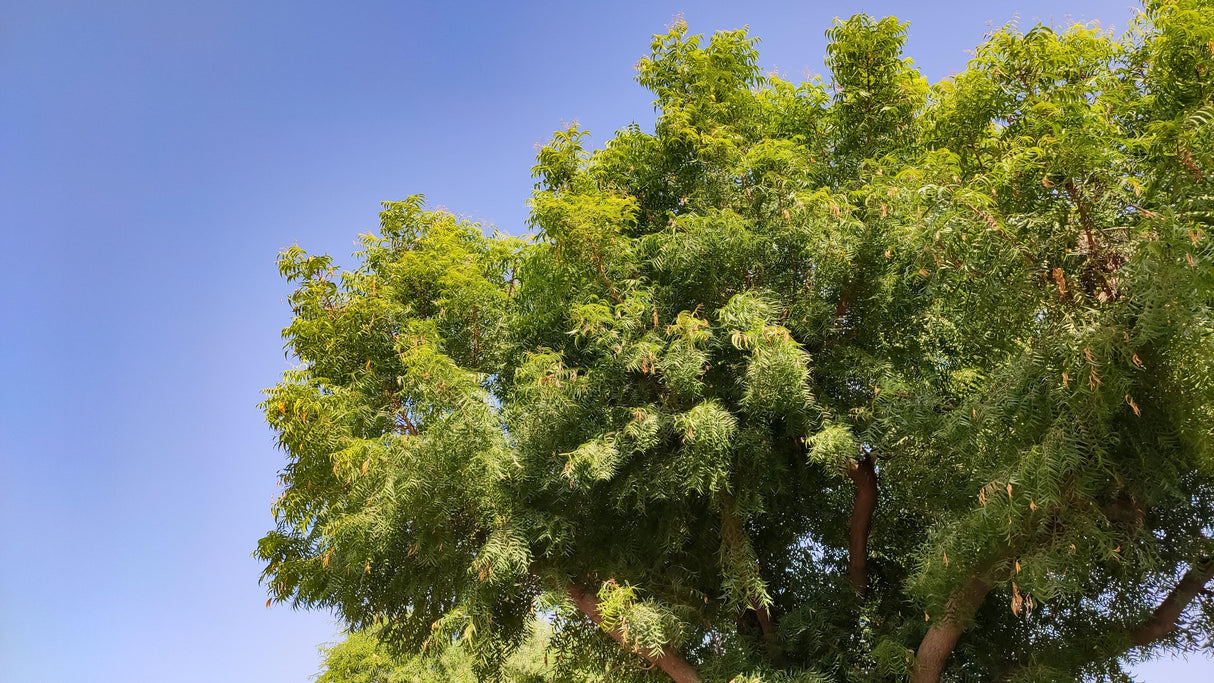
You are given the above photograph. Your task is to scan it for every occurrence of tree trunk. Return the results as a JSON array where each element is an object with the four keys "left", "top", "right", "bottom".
[
  {"left": 718, "top": 497, "right": 783, "bottom": 660},
  {"left": 847, "top": 454, "right": 878, "bottom": 595},
  {"left": 1131, "top": 557, "right": 1214, "bottom": 646},
  {"left": 752, "top": 599, "right": 784, "bottom": 664},
  {"left": 567, "top": 583, "right": 701, "bottom": 683},
  {"left": 911, "top": 575, "right": 992, "bottom": 683}
]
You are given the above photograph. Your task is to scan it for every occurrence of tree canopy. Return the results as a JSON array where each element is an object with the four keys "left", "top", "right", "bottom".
[{"left": 260, "top": 2, "right": 1214, "bottom": 681}]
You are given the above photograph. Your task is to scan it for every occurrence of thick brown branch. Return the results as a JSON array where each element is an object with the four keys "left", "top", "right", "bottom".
[
  {"left": 399, "top": 414, "right": 418, "bottom": 436},
  {"left": 719, "top": 499, "right": 782, "bottom": 661},
  {"left": 567, "top": 583, "right": 701, "bottom": 683},
  {"left": 995, "top": 556, "right": 1214, "bottom": 680},
  {"left": 753, "top": 601, "right": 778, "bottom": 645},
  {"left": 847, "top": 454, "right": 878, "bottom": 595},
  {"left": 1063, "top": 178, "right": 1097, "bottom": 245},
  {"left": 587, "top": 238, "right": 622, "bottom": 303},
  {"left": 834, "top": 280, "right": 856, "bottom": 326},
  {"left": 385, "top": 388, "right": 419, "bottom": 436},
  {"left": 911, "top": 574, "right": 992, "bottom": 683},
  {"left": 1131, "top": 557, "right": 1214, "bottom": 647}
]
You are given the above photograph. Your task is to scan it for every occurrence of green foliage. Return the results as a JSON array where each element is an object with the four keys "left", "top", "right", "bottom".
[
  {"left": 262, "top": 3, "right": 1214, "bottom": 681},
  {"left": 317, "top": 625, "right": 551, "bottom": 683}
]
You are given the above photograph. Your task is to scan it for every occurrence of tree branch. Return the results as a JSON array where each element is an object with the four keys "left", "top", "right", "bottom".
[
  {"left": 993, "top": 556, "right": 1214, "bottom": 679},
  {"left": 752, "top": 601, "right": 779, "bottom": 653},
  {"left": 1131, "top": 557, "right": 1214, "bottom": 647},
  {"left": 719, "top": 499, "right": 783, "bottom": 661},
  {"left": 911, "top": 574, "right": 992, "bottom": 683},
  {"left": 846, "top": 454, "right": 878, "bottom": 595},
  {"left": 567, "top": 583, "right": 701, "bottom": 683}
]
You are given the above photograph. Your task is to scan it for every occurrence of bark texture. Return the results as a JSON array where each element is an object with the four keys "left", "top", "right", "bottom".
[
  {"left": 847, "top": 455, "right": 878, "bottom": 595},
  {"left": 567, "top": 583, "right": 701, "bottom": 683},
  {"left": 911, "top": 574, "right": 992, "bottom": 683}
]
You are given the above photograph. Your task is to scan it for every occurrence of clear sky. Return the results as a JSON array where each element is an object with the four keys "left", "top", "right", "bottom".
[{"left": 1, "top": 1, "right": 1209, "bottom": 681}]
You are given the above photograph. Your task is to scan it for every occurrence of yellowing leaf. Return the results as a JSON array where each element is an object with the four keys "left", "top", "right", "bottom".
[{"left": 1053, "top": 267, "right": 1067, "bottom": 297}]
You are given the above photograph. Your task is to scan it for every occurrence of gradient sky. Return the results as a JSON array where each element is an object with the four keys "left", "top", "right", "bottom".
[{"left": 1, "top": 1, "right": 1209, "bottom": 681}]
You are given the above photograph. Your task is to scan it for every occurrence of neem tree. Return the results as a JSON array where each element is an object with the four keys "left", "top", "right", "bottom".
[{"left": 259, "top": 2, "right": 1214, "bottom": 681}]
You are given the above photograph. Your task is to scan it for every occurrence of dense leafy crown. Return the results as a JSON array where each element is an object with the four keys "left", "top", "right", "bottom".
[{"left": 260, "top": 2, "right": 1214, "bottom": 681}]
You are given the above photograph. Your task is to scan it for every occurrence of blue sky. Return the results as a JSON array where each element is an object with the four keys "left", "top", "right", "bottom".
[{"left": 1, "top": 1, "right": 1208, "bottom": 681}]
